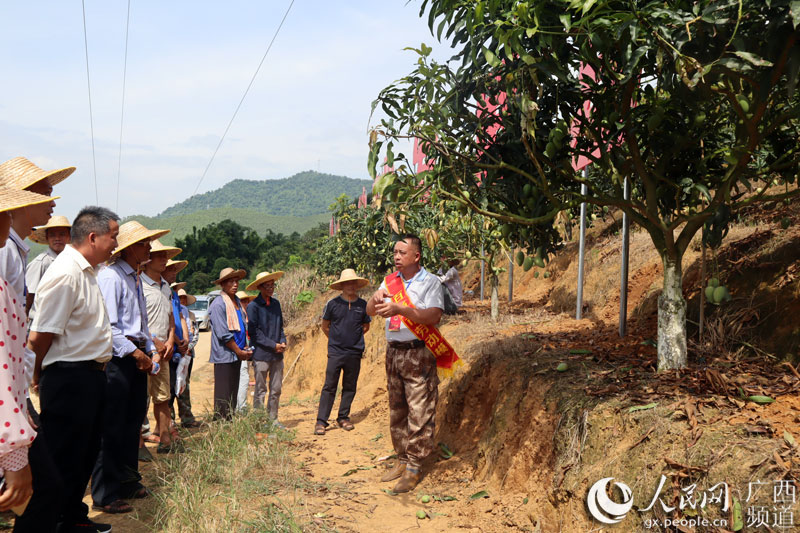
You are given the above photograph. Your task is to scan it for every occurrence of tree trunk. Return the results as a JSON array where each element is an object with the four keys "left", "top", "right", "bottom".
[
  {"left": 490, "top": 275, "right": 499, "bottom": 320},
  {"left": 657, "top": 255, "right": 687, "bottom": 371}
]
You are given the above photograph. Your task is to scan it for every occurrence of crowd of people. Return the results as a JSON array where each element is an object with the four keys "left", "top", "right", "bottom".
[{"left": 0, "top": 156, "right": 464, "bottom": 532}]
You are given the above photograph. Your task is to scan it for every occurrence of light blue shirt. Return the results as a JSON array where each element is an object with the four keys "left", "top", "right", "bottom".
[
  {"left": 209, "top": 294, "right": 247, "bottom": 364},
  {"left": 97, "top": 260, "right": 156, "bottom": 357},
  {"left": 379, "top": 267, "right": 444, "bottom": 342}
]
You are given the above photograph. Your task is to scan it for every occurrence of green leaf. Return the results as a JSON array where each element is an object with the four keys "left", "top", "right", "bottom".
[
  {"left": 747, "top": 395, "right": 775, "bottom": 404},
  {"left": 438, "top": 442, "right": 454, "bottom": 458},
  {"left": 569, "top": 348, "right": 592, "bottom": 354},
  {"left": 628, "top": 402, "right": 658, "bottom": 413},
  {"left": 790, "top": 1, "right": 800, "bottom": 29},
  {"left": 694, "top": 183, "right": 712, "bottom": 201},
  {"left": 559, "top": 14, "right": 571, "bottom": 30},
  {"left": 484, "top": 48, "right": 500, "bottom": 68},
  {"left": 732, "top": 497, "right": 743, "bottom": 531},
  {"left": 383, "top": 489, "right": 398, "bottom": 496},
  {"left": 784, "top": 430, "right": 796, "bottom": 447},
  {"left": 733, "top": 51, "right": 774, "bottom": 67},
  {"left": 370, "top": 433, "right": 383, "bottom": 442},
  {"left": 470, "top": 490, "right": 489, "bottom": 499}
]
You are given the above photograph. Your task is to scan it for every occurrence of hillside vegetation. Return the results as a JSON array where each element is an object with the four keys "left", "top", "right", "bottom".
[
  {"left": 124, "top": 209, "right": 329, "bottom": 246},
  {"left": 158, "top": 171, "right": 371, "bottom": 218}
]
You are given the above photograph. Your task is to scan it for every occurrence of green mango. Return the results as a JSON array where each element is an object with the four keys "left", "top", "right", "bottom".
[
  {"left": 516, "top": 250, "right": 525, "bottom": 266},
  {"left": 545, "top": 142, "right": 557, "bottom": 159},
  {"left": 737, "top": 96, "right": 750, "bottom": 114},
  {"left": 708, "top": 277, "right": 720, "bottom": 288},
  {"left": 533, "top": 271, "right": 539, "bottom": 278},
  {"left": 781, "top": 217, "right": 791, "bottom": 229},
  {"left": 705, "top": 285, "right": 716, "bottom": 303},
  {"left": 500, "top": 224, "right": 512, "bottom": 238},
  {"left": 523, "top": 257, "right": 534, "bottom": 271},
  {"left": 527, "top": 196, "right": 537, "bottom": 211},
  {"left": 523, "top": 183, "right": 532, "bottom": 198},
  {"left": 543, "top": 271, "right": 551, "bottom": 278},
  {"left": 556, "top": 363, "right": 568, "bottom": 372},
  {"left": 713, "top": 286, "right": 730, "bottom": 303},
  {"left": 534, "top": 257, "right": 545, "bottom": 268}
]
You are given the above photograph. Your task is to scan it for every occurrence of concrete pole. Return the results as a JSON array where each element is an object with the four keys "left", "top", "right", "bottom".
[
  {"left": 508, "top": 249, "right": 514, "bottom": 303},
  {"left": 480, "top": 243, "right": 485, "bottom": 300},
  {"left": 576, "top": 177, "right": 588, "bottom": 319},
  {"left": 619, "top": 177, "right": 631, "bottom": 337}
]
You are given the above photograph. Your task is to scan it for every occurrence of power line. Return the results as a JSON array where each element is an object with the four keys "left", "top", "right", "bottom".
[
  {"left": 190, "top": 0, "right": 296, "bottom": 198},
  {"left": 116, "top": 0, "right": 132, "bottom": 212},
  {"left": 81, "top": 0, "right": 99, "bottom": 203}
]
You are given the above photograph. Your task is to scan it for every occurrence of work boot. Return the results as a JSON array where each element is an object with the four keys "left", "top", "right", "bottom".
[
  {"left": 380, "top": 462, "right": 406, "bottom": 482},
  {"left": 393, "top": 468, "right": 421, "bottom": 493}
]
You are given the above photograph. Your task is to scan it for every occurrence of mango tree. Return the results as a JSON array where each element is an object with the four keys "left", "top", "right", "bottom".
[{"left": 370, "top": 0, "right": 800, "bottom": 370}]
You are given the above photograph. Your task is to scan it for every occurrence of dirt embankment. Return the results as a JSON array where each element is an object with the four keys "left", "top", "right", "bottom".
[{"left": 274, "top": 201, "right": 800, "bottom": 532}]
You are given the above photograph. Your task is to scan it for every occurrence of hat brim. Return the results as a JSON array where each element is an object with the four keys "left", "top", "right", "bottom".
[
  {"left": 0, "top": 187, "right": 57, "bottom": 215},
  {"left": 150, "top": 246, "right": 182, "bottom": 261},
  {"left": 110, "top": 228, "right": 170, "bottom": 259},
  {"left": 215, "top": 269, "right": 247, "bottom": 285},
  {"left": 330, "top": 277, "right": 369, "bottom": 291},
  {"left": 179, "top": 293, "right": 197, "bottom": 305},
  {"left": 245, "top": 271, "right": 285, "bottom": 292},
  {"left": 171, "top": 282, "right": 187, "bottom": 291},
  {"left": 166, "top": 259, "right": 188, "bottom": 274}
]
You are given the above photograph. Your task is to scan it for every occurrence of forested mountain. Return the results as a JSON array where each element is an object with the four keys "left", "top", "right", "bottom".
[
  {"left": 124, "top": 209, "right": 329, "bottom": 245},
  {"left": 158, "top": 171, "right": 372, "bottom": 217}
]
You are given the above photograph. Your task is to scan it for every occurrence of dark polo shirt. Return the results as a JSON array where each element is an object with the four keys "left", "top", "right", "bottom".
[{"left": 322, "top": 296, "right": 371, "bottom": 357}]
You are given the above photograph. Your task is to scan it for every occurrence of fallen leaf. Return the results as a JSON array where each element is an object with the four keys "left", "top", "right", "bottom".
[
  {"left": 469, "top": 490, "right": 489, "bottom": 500},
  {"left": 370, "top": 433, "right": 383, "bottom": 442},
  {"left": 628, "top": 402, "right": 658, "bottom": 413}
]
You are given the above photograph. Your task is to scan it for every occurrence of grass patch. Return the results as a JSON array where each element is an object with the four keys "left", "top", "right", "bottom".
[{"left": 150, "top": 410, "right": 325, "bottom": 532}]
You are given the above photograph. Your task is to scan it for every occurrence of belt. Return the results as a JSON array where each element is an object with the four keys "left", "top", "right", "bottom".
[
  {"left": 388, "top": 340, "right": 425, "bottom": 350},
  {"left": 126, "top": 336, "right": 148, "bottom": 351},
  {"left": 47, "top": 360, "right": 107, "bottom": 372}
]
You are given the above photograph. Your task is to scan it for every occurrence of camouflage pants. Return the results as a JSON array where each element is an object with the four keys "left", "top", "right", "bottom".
[{"left": 385, "top": 344, "right": 439, "bottom": 469}]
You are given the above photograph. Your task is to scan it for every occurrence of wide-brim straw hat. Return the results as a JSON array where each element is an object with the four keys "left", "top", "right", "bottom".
[
  {"left": 111, "top": 221, "right": 169, "bottom": 258},
  {"left": 330, "top": 268, "right": 369, "bottom": 290},
  {"left": 0, "top": 157, "right": 75, "bottom": 190},
  {"left": 170, "top": 281, "right": 186, "bottom": 292},
  {"left": 0, "top": 187, "right": 56, "bottom": 214},
  {"left": 177, "top": 288, "right": 196, "bottom": 305},
  {"left": 30, "top": 215, "right": 71, "bottom": 245},
  {"left": 215, "top": 267, "right": 247, "bottom": 285},
  {"left": 166, "top": 259, "right": 188, "bottom": 274},
  {"left": 235, "top": 290, "right": 255, "bottom": 303},
  {"left": 245, "top": 271, "right": 284, "bottom": 292},
  {"left": 149, "top": 238, "right": 182, "bottom": 261}
]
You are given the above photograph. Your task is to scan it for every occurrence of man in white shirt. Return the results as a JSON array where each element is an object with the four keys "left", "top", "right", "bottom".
[{"left": 29, "top": 206, "right": 119, "bottom": 533}]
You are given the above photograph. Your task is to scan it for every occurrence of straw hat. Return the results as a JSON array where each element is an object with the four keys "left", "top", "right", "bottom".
[
  {"left": 245, "top": 271, "right": 284, "bottom": 292},
  {"left": 0, "top": 187, "right": 56, "bottom": 214},
  {"left": 215, "top": 267, "right": 246, "bottom": 285},
  {"left": 111, "top": 221, "right": 169, "bottom": 257},
  {"left": 235, "top": 290, "right": 256, "bottom": 303},
  {"left": 177, "top": 288, "right": 196, "bottom": 305},
  {"left": 149, "top": 238, "right": 182, "bottom": 260},
  {"left": 170, "top": 281, "right": 186, "bottom": 292},
  {"left": 0, "top": 157, "right": 75, "bottom": 190},
  {"left": 165, "top": 259, "right": 188, "bottom": 274},
  {"left": 30, "top": 215, "right": 71, "bottom": 245},
  {"left": 330, "top": 269, "right": 369, "bottom": 290}
]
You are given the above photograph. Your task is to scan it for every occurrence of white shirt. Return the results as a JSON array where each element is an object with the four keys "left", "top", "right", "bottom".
[
  {"left": 25, "top": 247, "right": 58, "bottom": 321},
  {"left": 379, "top": 267, "right": 444, "bottom": 342},
  {"left": 140, "top": 272, "right": 172, "bottom": 342},
  {"left": 31, "top": 245, "right": 113, "bottom": 367}
]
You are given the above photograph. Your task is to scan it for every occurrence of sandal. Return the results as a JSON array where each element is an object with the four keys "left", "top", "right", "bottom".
[
  {"left": 92, "top": 499, "right": 133, "bottom": 514},
  {"left": 143, "top": 434, "right": 160, "bottom": 444},
  {"left": 337, "top": 419, "right": 355, "bottom": 431},
  {"left": 314, "top": 423, "right": 326, "bottom": 435},
  {"left": 121, "top": 484, "right": 150, "bottom": 499}
]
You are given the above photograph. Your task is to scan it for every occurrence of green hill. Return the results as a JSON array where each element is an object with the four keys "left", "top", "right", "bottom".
[
  {"left": 159, "top": 171, "right": 371, "bottom": 218},
  {"left": 124, "top": 209, "right": 330, "bottom": 245}
]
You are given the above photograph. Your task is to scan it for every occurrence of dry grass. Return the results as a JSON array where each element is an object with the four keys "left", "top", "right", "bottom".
[
  {"left": 149, "top": 410, "right": 327, "bottom": 533},
  {"left": 274, "top": 265, "right": 325, "bottom": 327}
]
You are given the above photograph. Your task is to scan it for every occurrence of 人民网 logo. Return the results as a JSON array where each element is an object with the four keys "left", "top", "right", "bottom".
[{"left": 587, "top": 477, "right": 634, "bottom": 524}]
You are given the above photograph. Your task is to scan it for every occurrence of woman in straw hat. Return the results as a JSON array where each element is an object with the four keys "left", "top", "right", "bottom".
[
  {"left": 0, "top": 187, "right": 62, "bottom": 530},
  {"left": 26, "top": 215, "right": 71, "bottom": 319},
  {"left": 314, "top": 269, "right": 371, "bottom": 436},
  {"left": 208, "top": 268, "right": 253, "bottom": 421},
  {"left": 234, "top": 291, "right": 256, "bottom": 412},
  {"left": 92, "top": 221, "right": 167, "bottom": 514},
  {"left": 245, "top": 271, "right": 287, "bottom": 425}
]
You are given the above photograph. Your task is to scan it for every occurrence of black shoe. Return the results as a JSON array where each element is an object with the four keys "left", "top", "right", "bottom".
[
  {"left": 69, "top": 518, "right": 112, "bottom": 532},
  {"left": 138, "top": 445, "right": 153, "bottom": 462},
  {"left": 157, "top": 440, "right": 186, "bottom": 454}
]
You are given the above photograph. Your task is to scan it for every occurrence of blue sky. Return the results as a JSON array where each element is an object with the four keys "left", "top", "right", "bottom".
[{"left": 0, "top": 1, "right": 450, "bottom": 219}]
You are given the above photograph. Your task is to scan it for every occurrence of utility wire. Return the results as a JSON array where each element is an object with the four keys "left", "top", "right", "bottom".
[
  {"left": 116, "top": 0, "right": 132, "bottom": 212},
  {"left": 81, "top": 0, "right": 99, "bottom": 203},
  {"left": 190, "top": 0, "right": 296, "bottom": 198}
]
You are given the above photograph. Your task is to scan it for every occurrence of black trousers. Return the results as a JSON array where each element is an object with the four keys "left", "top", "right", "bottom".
[
  {"left": 12, "top": 429, "right": 63, "bottom": 533},
  {"left": 91, "top": 356, "right": 148, "bottom": 506},
  {"left": 213, "top": 361, "right": 241, "bottom": 421},
  {"left": 38, "top": 364, "right": 105, "bottom": 527},
  {"left": 316, "top": 353, "right": 362, "bottom": 426}
]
